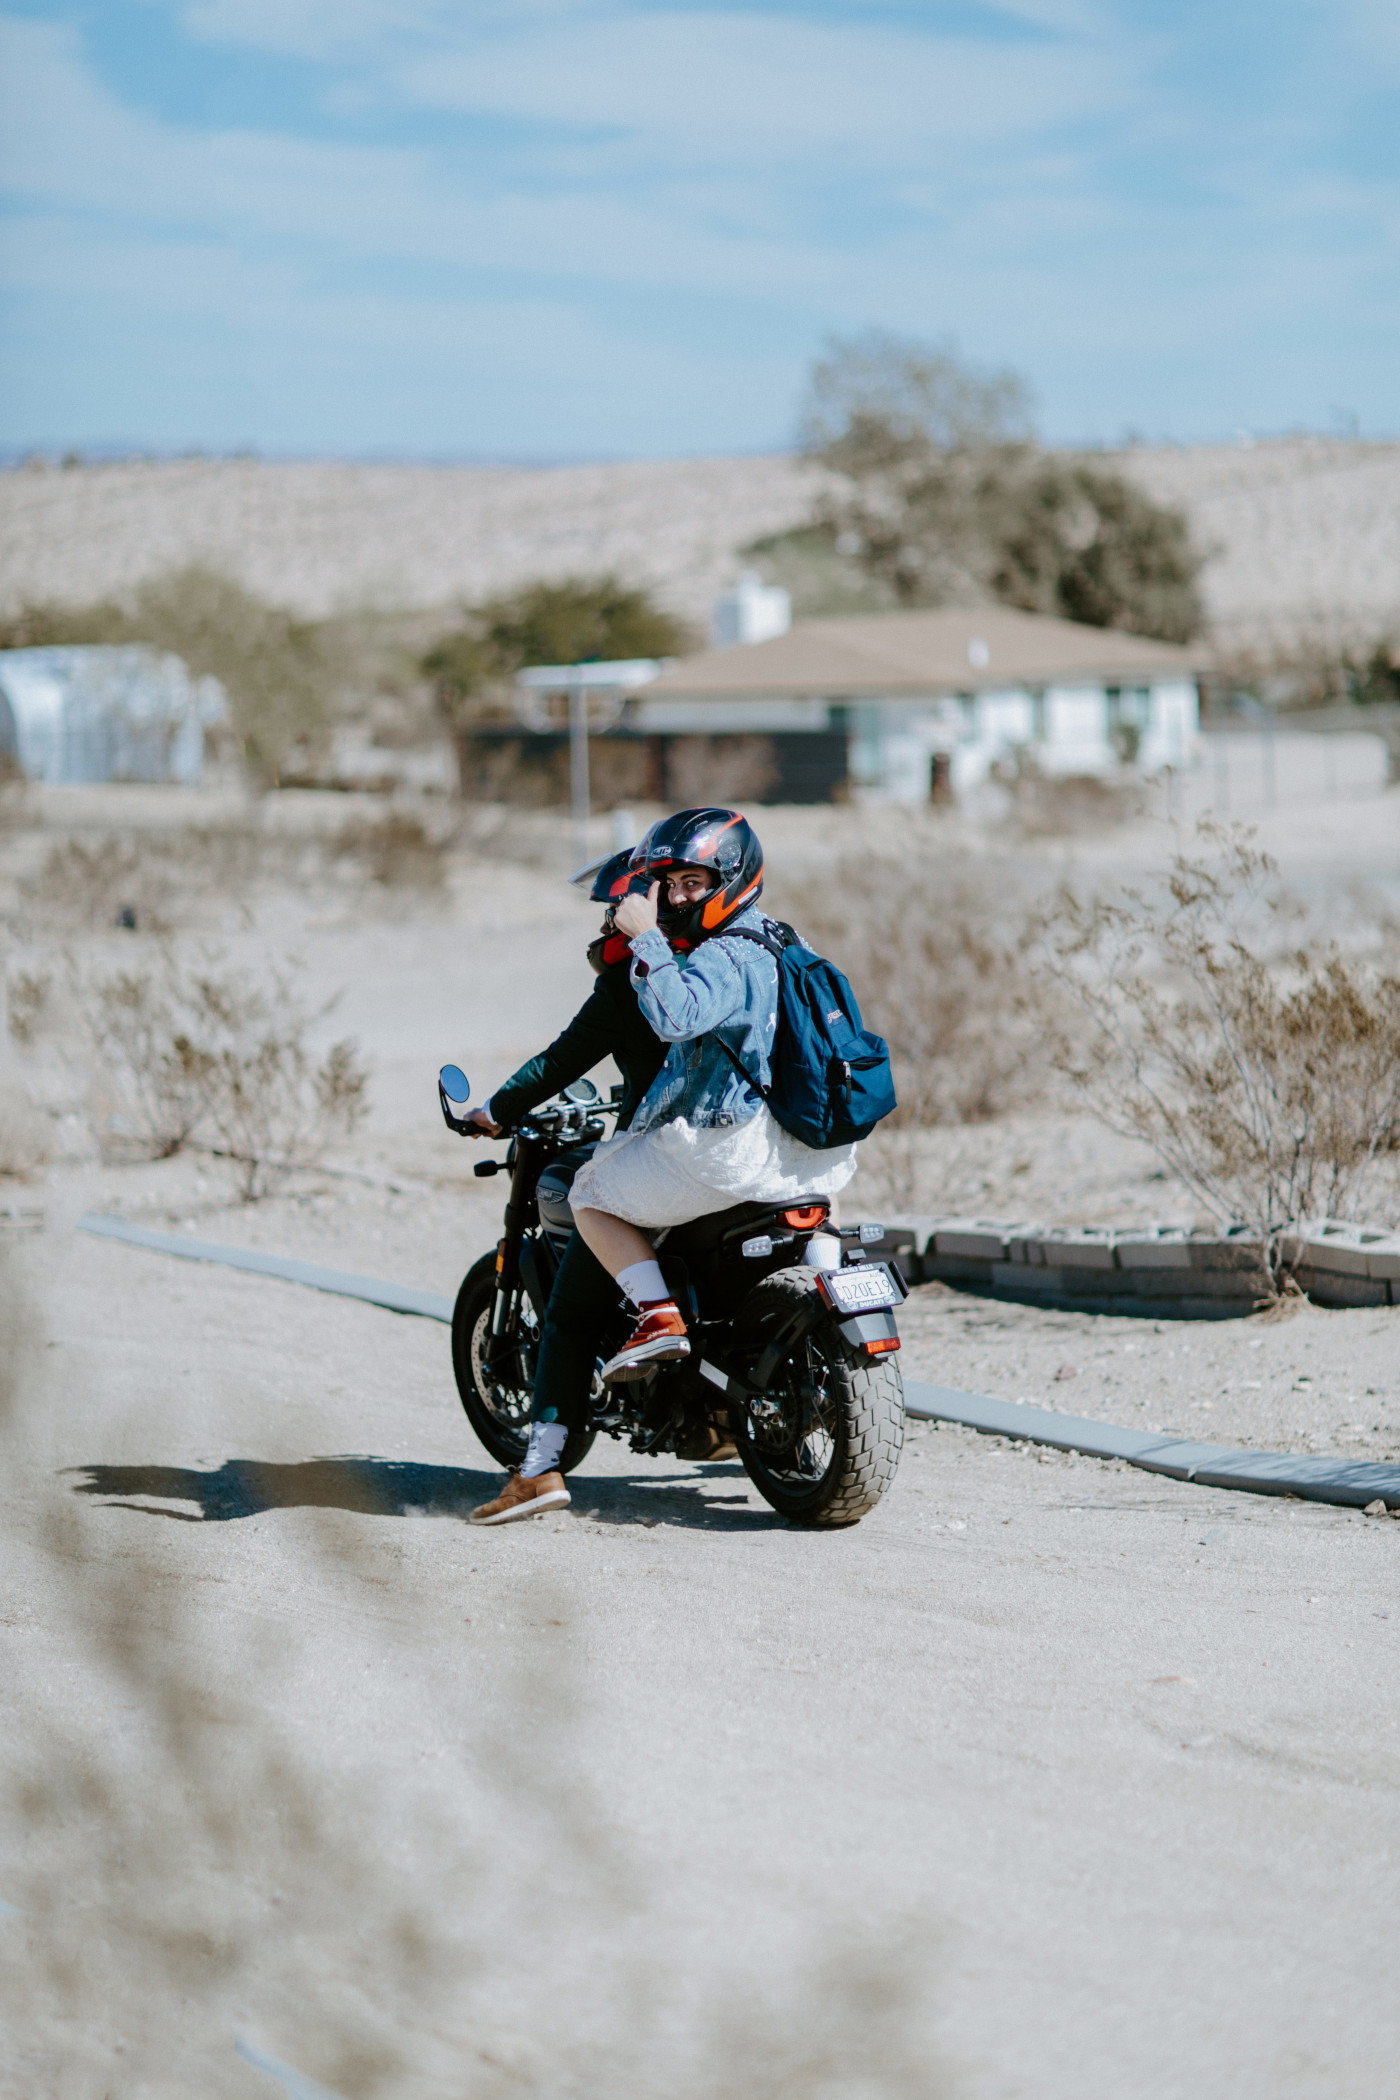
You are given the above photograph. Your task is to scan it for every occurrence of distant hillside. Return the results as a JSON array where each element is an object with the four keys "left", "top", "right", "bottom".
[{"left": 2, "top": 439, "right": 1396, "bottom": 648}]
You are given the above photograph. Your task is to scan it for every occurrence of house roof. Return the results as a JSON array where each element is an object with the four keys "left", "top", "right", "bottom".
[{"left": 643, "top": 605, "right": 1204, "bottom": 701}]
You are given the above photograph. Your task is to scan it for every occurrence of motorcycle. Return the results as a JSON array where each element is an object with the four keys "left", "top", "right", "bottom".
[{"left": 438, "top": 1063, "right": 906, "bottom": 1526}]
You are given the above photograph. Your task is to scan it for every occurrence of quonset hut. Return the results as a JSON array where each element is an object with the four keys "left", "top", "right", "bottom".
[{"left": 0, "top": 646, "right": 225, "bottom": 786}]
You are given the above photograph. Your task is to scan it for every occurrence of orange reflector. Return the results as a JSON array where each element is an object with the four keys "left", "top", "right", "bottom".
[
  {"left": 783, "top": 1205, "right": 828, "bottom": 1230},
  {"left": 495, "top": 1239, "right": 506, "bottom": 1273},
  {"left": 864, "top": 1337, "right": 901, "bottom": 1355}
]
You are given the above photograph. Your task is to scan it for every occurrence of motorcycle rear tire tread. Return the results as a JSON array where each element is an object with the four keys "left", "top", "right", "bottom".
[{"left": 734, "top": 1268, "right": 904, "bottom": 1527}]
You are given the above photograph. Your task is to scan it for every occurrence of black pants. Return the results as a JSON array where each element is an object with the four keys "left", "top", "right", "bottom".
[{"left": 531, "top": 1230, "right": 627, "bottom": 1433}]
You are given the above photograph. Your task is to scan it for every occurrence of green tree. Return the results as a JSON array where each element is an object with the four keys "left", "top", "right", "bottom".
[
  {"left": 794, "top": 331, "right": 1204, "bottom": 643},
  {"left": 124, "top": 567, "right": 331, "bottom": 786},
  {"left": 422, "top": 575, "right": 692, "bottom": 735}
]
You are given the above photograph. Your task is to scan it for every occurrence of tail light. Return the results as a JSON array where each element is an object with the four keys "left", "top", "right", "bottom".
[
  {"left": 782, "top": 1205, "right": 828, "bottom": 1230},
  {"left": 863, "top": 1336, "right": 901, "bottom": 1356}
]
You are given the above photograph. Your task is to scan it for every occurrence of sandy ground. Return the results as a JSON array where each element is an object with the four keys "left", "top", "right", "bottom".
[
  {"left": 3, "top": 438, "right": 1398, "bottom": 644},
  {"left": 2, "top": 780, "right": 1399, "bottom": 2097}
]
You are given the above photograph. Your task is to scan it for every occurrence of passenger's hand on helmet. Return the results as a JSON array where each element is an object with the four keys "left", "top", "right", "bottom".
[
  {"left": 463, "top": 1107, "right": 503, "bottom": 1137},
  {"left": 614, "top": 879, "right": 660, "bottom": 941}
]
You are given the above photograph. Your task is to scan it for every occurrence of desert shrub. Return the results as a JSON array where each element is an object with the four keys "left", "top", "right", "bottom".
[
  {"left": 83, "top": 949, "right": 369, "bottom": 1194},
  {"left": 20, "top": 823, "right": 270, "bottom": 936},
  {"left": 994, "top": 753, "right": 1148, "bottom": 838},
  {"left": 0, "top": 1084, "right": 51, "bottom": 1178},
  {"left": 1038, "top": 824, "right": 1400, "bottom": 1282},
  {"left": 768, "top": 848, "right": 1047, "bottom": 1143},
  {"left": 334, "top": 810, "right": 447, "bottom": 889},
  {"left": 5, "top": 967, "right": 52, "bottom": 1045},
  {"left": 786, "top": 331, "right": 1204, "bottom": 642}
]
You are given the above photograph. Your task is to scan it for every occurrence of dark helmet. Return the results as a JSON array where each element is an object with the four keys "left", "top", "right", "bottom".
[
  {"left": 570, "top": 844, "right": 651, "bottom": 974},
  {"left": 568, "top": 846, "right": 640, "bottom": 905},
  {"left": 632, "top": 806, "right": 763, "bottom": 945}
]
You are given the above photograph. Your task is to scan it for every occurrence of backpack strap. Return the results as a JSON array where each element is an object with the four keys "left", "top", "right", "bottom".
[
  {"left": 712, "top": 1032, "right": 770, "bottom": 1103},
  {"left": 713, "top": 924, "right": 785, "bottom": 960},
  {"left": 706, "top": 923, "right": 784, "bottom": 1101}
]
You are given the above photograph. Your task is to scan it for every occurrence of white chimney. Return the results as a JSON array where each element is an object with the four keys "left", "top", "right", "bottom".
[{"left": 712, "top": 571, "right": 791, "bottom": 649}]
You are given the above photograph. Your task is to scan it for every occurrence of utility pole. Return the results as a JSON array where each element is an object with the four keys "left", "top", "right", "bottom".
[{"left": 568, "top": 672, "right": 590, "bottom": 867}]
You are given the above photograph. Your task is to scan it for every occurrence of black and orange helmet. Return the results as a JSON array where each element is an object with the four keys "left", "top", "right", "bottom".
[{"left": 632, "top": 807, "right": 763, "bottom": 946}]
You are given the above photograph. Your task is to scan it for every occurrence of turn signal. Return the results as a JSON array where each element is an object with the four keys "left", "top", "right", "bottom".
[{"left": 783, "top": 1205, "right": 828, "bottom": 1230}]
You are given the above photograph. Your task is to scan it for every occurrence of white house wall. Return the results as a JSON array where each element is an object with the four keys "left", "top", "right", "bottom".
[
  {"left": 1140, "top": 680, "right": 1199, "bottom": 771},
  {"left": 851, "top": 678, "right": 1200, "bottom": 803}
]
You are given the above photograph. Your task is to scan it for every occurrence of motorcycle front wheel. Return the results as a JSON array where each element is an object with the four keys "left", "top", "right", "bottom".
[
  {"left": 733, "top": 1269, "right": 904, "bottom": 1527},
  {"left": 451, "top": 1254, "right": 596, "bottom": 1474}
]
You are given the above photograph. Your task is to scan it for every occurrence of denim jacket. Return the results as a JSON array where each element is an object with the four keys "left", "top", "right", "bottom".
[{"left": 626, "top": 904, "right": 778, "bottom": 1134}]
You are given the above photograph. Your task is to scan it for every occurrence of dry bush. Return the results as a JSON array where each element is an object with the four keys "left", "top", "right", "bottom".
[
  {"left": 767, "top": 848, "right": 1048, "bottom": 1212},
  {"left": 0, "top": 1477, "right": 954, "bottom": 2096},
  {"left": 0, "top": 1084, "right": 51, "bottom": 1178},
  {"left": 19, "top": 824, "right": 269, "bottom": 936},
  {"left": 5, "top": 966, "right": 52, "bottom": 1045},
  {"left": 995, "top": 755, "right": 1148, "bottom": 839},
  {"left": 83, "top": 949, "right": 369, "bottom": 1194},
  {"left": 1038, "top": 823, "right": 1400, "bottom": 1281},
  {"left": 334, "top": 810, "right": 447, "bottom": 890}
]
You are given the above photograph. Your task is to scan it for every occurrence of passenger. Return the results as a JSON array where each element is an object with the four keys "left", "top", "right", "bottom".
[{"left": 571, "top": 807, "right": 857, "bottom": 1379}]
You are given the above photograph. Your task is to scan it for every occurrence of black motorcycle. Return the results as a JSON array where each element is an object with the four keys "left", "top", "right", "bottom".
[{"left": 438, "top": 1064, "right": 906, "bottom": 1527}]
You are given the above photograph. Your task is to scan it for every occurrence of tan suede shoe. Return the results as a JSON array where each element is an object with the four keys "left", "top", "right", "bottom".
[{"left": 469, "top": 1469, "right": 571, "bottom": 1526}]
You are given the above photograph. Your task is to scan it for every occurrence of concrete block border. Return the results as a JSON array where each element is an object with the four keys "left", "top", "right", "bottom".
[
  {"left": 77, "top": 1214, "right": 1400, "bottom": 1516},
  {"left": 902, "top": 1382, "right": 1400, "bottom": 1513},
  {"left": 865, "top": 1215, "right": 1400, "bottom": 1317}
]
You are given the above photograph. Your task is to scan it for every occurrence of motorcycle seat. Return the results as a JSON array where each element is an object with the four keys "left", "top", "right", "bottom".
[{"left": 536, "top": 1150, "right": 828, "bottom": 1253}]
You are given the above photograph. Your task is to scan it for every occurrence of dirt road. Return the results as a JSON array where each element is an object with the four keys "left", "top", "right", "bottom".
[{"left": 2, "top": 787, "right": 1398, "bottom": 2096}]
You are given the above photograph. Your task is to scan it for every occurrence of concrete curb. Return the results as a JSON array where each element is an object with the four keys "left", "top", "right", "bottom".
[
  {"left": 76, "top": 1213, "right": 455, "bottom": 1324},
  {"left": 903, "top": 1382, "right": 1400, "bottom": 1511},
  {"left": 77, "top": 1214, "right": 1400, "bottom": 1514}
]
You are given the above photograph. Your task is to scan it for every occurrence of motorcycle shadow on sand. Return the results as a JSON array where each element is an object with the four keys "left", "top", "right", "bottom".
[{"left": 65, "top": 1457, "right": 783, "bottom": 1531}]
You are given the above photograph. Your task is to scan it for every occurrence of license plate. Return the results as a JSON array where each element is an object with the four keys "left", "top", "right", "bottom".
[{"left": 822, "top": 1265, "right": 899, "bottom": 1315}]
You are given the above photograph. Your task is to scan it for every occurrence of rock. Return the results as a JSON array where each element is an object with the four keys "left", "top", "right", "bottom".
[{"left": 1363, "top": 1499, "right": 1388, "bottom": 1516}]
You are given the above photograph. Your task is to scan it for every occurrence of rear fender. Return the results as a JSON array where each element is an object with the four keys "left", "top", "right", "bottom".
[{"left": 835, "top": 1308, "right": 900, "bottom": 1350}]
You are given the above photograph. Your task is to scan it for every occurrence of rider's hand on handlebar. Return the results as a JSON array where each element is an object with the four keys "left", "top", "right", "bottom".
[
  {"left": 463, "top": 1107, "right": 503, "bottom": 1137},
  {"left": 613, "top": 879, "right": 660, "bottom": 942}
]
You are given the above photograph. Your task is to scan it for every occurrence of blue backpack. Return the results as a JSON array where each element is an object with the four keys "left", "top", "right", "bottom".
[{"left": 714, "top": 921, "right": 898, "bottom": 1150}]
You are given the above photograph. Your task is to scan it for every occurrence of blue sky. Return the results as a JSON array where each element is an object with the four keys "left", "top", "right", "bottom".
[{"left": 0, "top": 0, "right": 1395, "bottom": 458}]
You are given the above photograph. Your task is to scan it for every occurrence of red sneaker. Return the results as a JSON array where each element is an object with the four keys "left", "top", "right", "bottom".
[{"left": 602, "top": 1300, "right": 690, "bottom": 1383}]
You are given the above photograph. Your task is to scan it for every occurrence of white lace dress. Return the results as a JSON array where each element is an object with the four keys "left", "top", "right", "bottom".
[{"left": 568, "top": 1105, "right": 856, "bottom": 1230}]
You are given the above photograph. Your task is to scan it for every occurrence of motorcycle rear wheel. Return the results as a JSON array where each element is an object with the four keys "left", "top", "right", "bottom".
[
  {"left": 733, "top": 1268, "right": 904, "bottom": 1526},
  {"left": 451, "top": 1254, "right": 596, "bottom": 1474}
]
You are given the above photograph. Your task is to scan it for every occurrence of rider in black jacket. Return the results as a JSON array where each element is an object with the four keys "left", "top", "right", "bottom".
[
  {"left": 466, "top": 850, "right": 683, "bottom": 1525},
  {"left": 463, "top": 848, "right": 667, "bottom": 1139}
]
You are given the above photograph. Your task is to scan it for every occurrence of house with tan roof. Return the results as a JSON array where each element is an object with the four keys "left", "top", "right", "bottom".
[{"left": 632, "top": 604, "right": 1205, "bottom": 804}]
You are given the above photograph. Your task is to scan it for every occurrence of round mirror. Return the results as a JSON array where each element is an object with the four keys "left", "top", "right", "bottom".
[
  {"left": 439, "top": 1064, "right": 470, "bottom": 1103},
  {"left": 563, "top": 1076, "right": 599, "bottom": 1105}
]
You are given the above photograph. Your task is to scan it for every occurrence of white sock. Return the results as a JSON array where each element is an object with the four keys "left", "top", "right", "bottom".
[
  {"left": 617, "top": 1258, "right": 668, "bottom": 1308},
  {"left": 521, "top": 1419, "right": 568, "bottom": 1478}
]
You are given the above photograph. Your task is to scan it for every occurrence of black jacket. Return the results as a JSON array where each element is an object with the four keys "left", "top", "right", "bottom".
[{"left": 488, "top": 964, "right": 667, "bottom": 1134}]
